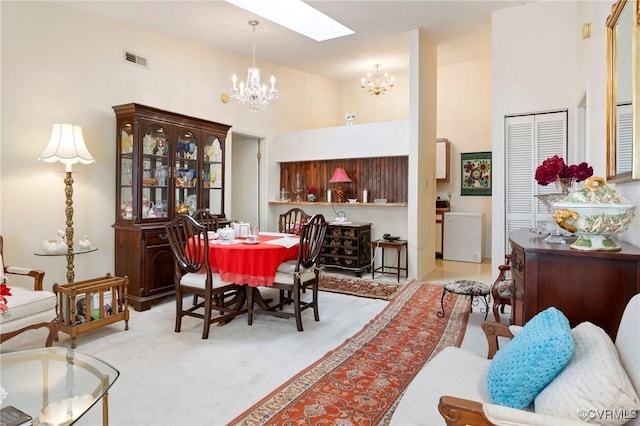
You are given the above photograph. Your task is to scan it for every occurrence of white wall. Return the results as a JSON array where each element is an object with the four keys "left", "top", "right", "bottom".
[
  {"left": 578, "top": 1, "right": 640, "bottom": 248},
  {"left": 491, "top": 0, "right": 640, "bottom": 271},
  {"left": 491, "top": 1, "right": 580, "bottom": 272},
  {"left": 338, "top": 71, "right": 410, "bottom": 125},
  {"left": 436, "top": 57, "right": 493, "bottom": 257},
  {"left": 0, "top": 2, "right": 343, "bottom": 287}
]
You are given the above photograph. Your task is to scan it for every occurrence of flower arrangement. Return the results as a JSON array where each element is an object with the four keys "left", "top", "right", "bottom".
[
  {"left": 0, "top": 282, "right": 11, "bottom": 315},
  {"left": 535, "top": 155, "right": 593, "bottom": 186},
  {"left": 307, "top": 186, "right": 318, "bottom": 202}
]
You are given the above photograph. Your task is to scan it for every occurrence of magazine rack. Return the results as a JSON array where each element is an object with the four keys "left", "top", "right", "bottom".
[{"left": 53, "top": 274, "right": 129, "bottom": 348}]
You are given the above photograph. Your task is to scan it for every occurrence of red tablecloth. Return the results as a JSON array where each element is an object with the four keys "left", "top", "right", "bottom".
[{"left": 208, "top": 235, "right": 299, "bottom": 287}]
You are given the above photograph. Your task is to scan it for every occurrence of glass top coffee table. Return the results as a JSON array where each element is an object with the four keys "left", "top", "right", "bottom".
[{"left": 0, "top": 347, "right": 118, "bottom": 425}]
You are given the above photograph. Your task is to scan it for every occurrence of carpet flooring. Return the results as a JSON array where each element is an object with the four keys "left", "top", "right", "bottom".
[
  {"left": 2, "top": 275, "right": 471, "bottom": 426},
  {"left": 229, "top": 280, "right": 470, "bottom": 425}
]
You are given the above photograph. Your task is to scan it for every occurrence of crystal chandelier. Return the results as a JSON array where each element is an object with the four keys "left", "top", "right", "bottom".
[
  {"left": 361, "top": 64, "right": 394, "bottom": 96},
  {"left": 230, "top": 20, "right": 277, "bottom": 112}
]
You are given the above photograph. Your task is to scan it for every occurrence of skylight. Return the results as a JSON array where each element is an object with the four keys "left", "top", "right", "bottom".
[{"left": 224, "top": 0, "right": 354, "bottom": 42}]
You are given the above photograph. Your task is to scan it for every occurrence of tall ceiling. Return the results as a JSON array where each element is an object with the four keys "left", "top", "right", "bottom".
[{"left": 56, "top": 0, "right": 527, "bottom": 82}]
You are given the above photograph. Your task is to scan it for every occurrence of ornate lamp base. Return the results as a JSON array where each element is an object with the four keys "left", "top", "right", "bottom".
[{"left": 333, "top": 185, "right": 346, "bottom": 203}]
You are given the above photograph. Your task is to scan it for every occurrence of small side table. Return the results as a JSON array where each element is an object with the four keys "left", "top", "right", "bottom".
[{"left": 370, "top": 239, "right": 408, "bottom": 282}]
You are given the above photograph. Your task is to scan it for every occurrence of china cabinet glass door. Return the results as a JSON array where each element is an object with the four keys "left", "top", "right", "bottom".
[
  {"left": 174, "top": 128, "right": 198, "bottom": 215},
  {"left": 119, "top": 123, "right": 134, "bottom": 220},
  {"left": 203, "top": 135, "right": 223, "bottom": 215},
  {"left": 141, "top": 121, "right": 170, "bottom": 220}
]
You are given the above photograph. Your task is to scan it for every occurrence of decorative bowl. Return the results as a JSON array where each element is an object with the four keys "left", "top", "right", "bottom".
[
  {"left": 552, "top": 176, "right": 636, "bottom": 251},
  {"left": 347, "top": 198, "right": 358, "bottom": 203}
]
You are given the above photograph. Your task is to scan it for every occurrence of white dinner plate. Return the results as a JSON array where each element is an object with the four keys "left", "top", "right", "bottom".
[{"left": 243, "top": 240, "right": 260, "bottom": 245}]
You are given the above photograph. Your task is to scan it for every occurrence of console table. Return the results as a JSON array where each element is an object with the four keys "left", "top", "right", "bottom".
[
  {"left": 319, "top": 222, "right": 371, "bottom": 277},
  {"left": 509, "top": 228, "right": 640, "bottom": 339}
]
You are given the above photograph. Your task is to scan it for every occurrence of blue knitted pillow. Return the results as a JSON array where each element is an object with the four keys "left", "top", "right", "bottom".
[{"left": 486, "top": 307, "right": 574, "bottom": 409}]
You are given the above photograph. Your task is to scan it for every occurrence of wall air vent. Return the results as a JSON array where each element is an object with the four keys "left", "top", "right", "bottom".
[{"left": 124, "top": 51, "right": 148, "bottom": 68}]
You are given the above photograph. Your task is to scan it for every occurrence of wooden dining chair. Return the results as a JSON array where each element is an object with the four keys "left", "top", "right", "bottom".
[
  {"left": 278, "top": 207, "right": 310, "bottom": 235},
  {"left": 191, "top": 209, "right": 219, "bottom": 232},
  {"left": 164, "top": 215, "right": 245, "bottom": 339},
  {"left": 248, "top": 214, "right": 328, "bottom": 331},
  {"left": 491, "top": 254, "right": 512, "bottom": 323}
]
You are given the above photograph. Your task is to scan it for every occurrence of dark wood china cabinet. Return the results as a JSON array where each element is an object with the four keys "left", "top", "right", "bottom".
[{"left": 112, "top": 103, "right": 231, "bottom": 311}]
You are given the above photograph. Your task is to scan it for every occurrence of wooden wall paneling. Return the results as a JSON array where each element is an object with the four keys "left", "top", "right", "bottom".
[{"left": 279, "top": 156, "right": 408, "bottom": 203}]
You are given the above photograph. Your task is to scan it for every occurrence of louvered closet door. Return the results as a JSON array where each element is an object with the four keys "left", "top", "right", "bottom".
[
  {"left": 617, "top": 103, "right": 632, "bottom": 174},
  {"left": 505, "top": 111, "right": 567, "bottom": 254}
]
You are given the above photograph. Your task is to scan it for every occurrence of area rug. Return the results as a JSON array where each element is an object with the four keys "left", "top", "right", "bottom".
[
  {"left": 229, "top": 280, "right": 470, "bottom": 426},
  {"left": 318, "top": 272, "right": 407, "bottom": 300}
]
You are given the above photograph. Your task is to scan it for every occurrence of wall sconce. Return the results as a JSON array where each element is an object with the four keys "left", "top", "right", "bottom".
[
  {"left": 329, "top": 167, "right": 352, "bottom": 203},
  {"left": 39, "top": 123, "right": 95, "bottom": 283}
]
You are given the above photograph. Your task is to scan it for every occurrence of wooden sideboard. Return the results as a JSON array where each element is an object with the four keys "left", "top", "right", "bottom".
[
  {"left": 509, "top": 228, "right": 640, "bottom": 339},
  {"left": 319, "top": 222, "right": 372, "bottom": 277}
]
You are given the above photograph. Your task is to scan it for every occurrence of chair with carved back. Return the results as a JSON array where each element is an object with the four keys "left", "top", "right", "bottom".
[
  {"left": 191, "top": 209, "right": 219, "bottom": 233},
  {"left": 190, "top": 209, "right": 221, "bottom": 305},
  {"left": 164, "top": 215, "right": 245, "bottom": 339},
  {"left": 278, "top": 208, "right": 310, "bottom": 236},
  {"left": 248, "top": 214, "right": 328, "bottom": 331},
  {"left": 491, "top": 254, "right": 512, "bottom": 323},
  {"left": 0, "top": 235, "right": 59, "bottom": 349}
]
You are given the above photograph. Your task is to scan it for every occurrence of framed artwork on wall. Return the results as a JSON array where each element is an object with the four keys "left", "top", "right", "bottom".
[{"left": 461, "top": 152, "right": 492, "bottom": 196}]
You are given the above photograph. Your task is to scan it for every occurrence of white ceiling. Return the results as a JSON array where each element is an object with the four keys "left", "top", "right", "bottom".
[{"left": 56, "top": 0, "right": 527, "bottom": 82}]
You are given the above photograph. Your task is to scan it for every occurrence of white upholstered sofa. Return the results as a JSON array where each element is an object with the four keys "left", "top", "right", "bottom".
[{"left": 390, "top": 294, "right": 640, "bottom": 425}]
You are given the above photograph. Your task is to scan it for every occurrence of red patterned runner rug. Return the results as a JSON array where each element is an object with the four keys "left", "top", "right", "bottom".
[{"left": 229, "top": 280, "right": 470, "bottom": 426}]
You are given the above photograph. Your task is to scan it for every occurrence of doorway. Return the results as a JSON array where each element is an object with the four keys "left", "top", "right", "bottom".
[{"left": 231, "top": 133, "right": 261, "bottom": 227}]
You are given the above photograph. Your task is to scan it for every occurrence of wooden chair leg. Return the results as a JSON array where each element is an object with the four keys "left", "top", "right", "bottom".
[
  {"left": 312, "top": 277, "right": 320, "bottom": 322},
  {"left": 247, "top": 286, "right": 254, "bottom": 326},
  {"left": 175, "top": 288, "right": 183, "bottom": 333},
  {"left": 294, "top": 281, "right": 303, "bottom": 332},
  {"left": 202, "top": 292, "right": 212, "bottom": 339}
]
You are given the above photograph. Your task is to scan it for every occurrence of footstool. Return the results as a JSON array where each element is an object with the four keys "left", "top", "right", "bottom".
[{"left": 437, "top": 280, "right": 490, "bottom": 320}]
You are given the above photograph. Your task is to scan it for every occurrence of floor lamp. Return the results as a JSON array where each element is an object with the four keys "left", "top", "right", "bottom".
[{"left": 39, "top": 124, "right": 95, "bottom": 283}]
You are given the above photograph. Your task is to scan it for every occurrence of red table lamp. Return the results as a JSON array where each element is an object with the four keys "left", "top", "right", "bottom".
[{"left": 329, "top": 167, "right": 352, "bottom": 203}]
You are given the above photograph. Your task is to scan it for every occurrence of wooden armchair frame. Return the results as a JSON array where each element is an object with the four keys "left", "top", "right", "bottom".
[
  {"left": 0, "top": 236, "right": 59, "bottom": 347},
  {"left": 437, "top": 321, "right": 515, "bottom": 426}
]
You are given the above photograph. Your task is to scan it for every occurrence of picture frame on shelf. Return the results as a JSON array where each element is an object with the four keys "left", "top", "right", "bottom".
[{"left": 461, "top": 152, "right": 492, "bottom": 196}]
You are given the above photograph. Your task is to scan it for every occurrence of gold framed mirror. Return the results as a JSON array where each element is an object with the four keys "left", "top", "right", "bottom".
[{"left": 606, "top": 0, "right": 639, "bottom": 181}]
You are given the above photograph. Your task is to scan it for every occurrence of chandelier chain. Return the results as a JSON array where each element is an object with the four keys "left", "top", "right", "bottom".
[{"left": 250, "top": 20, "right": 257, "bottom": 68}]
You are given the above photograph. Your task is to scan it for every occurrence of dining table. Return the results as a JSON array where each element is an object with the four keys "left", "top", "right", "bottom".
[{"left": 206, "top": 232, "right": 300, "bottom": 287}]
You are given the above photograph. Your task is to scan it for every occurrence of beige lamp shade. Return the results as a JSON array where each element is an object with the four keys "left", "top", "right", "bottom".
[{"left": 39, "top": 123, "right": 95, "bottom": 172}]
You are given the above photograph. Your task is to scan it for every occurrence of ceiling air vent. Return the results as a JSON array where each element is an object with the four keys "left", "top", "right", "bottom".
[{"left": 124, "top": 51, "right": 148, "bottom": 68}]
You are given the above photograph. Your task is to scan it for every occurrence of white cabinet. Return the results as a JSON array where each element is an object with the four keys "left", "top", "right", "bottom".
[
  {"left": 443, "top": 212, "right": 484, "bottom": 263},
  {"left": 435, "top": 212, "right": 444, "bottom": 255},
  {"left": 436, "top": 138, "right": 449, "bottom": 182}
]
